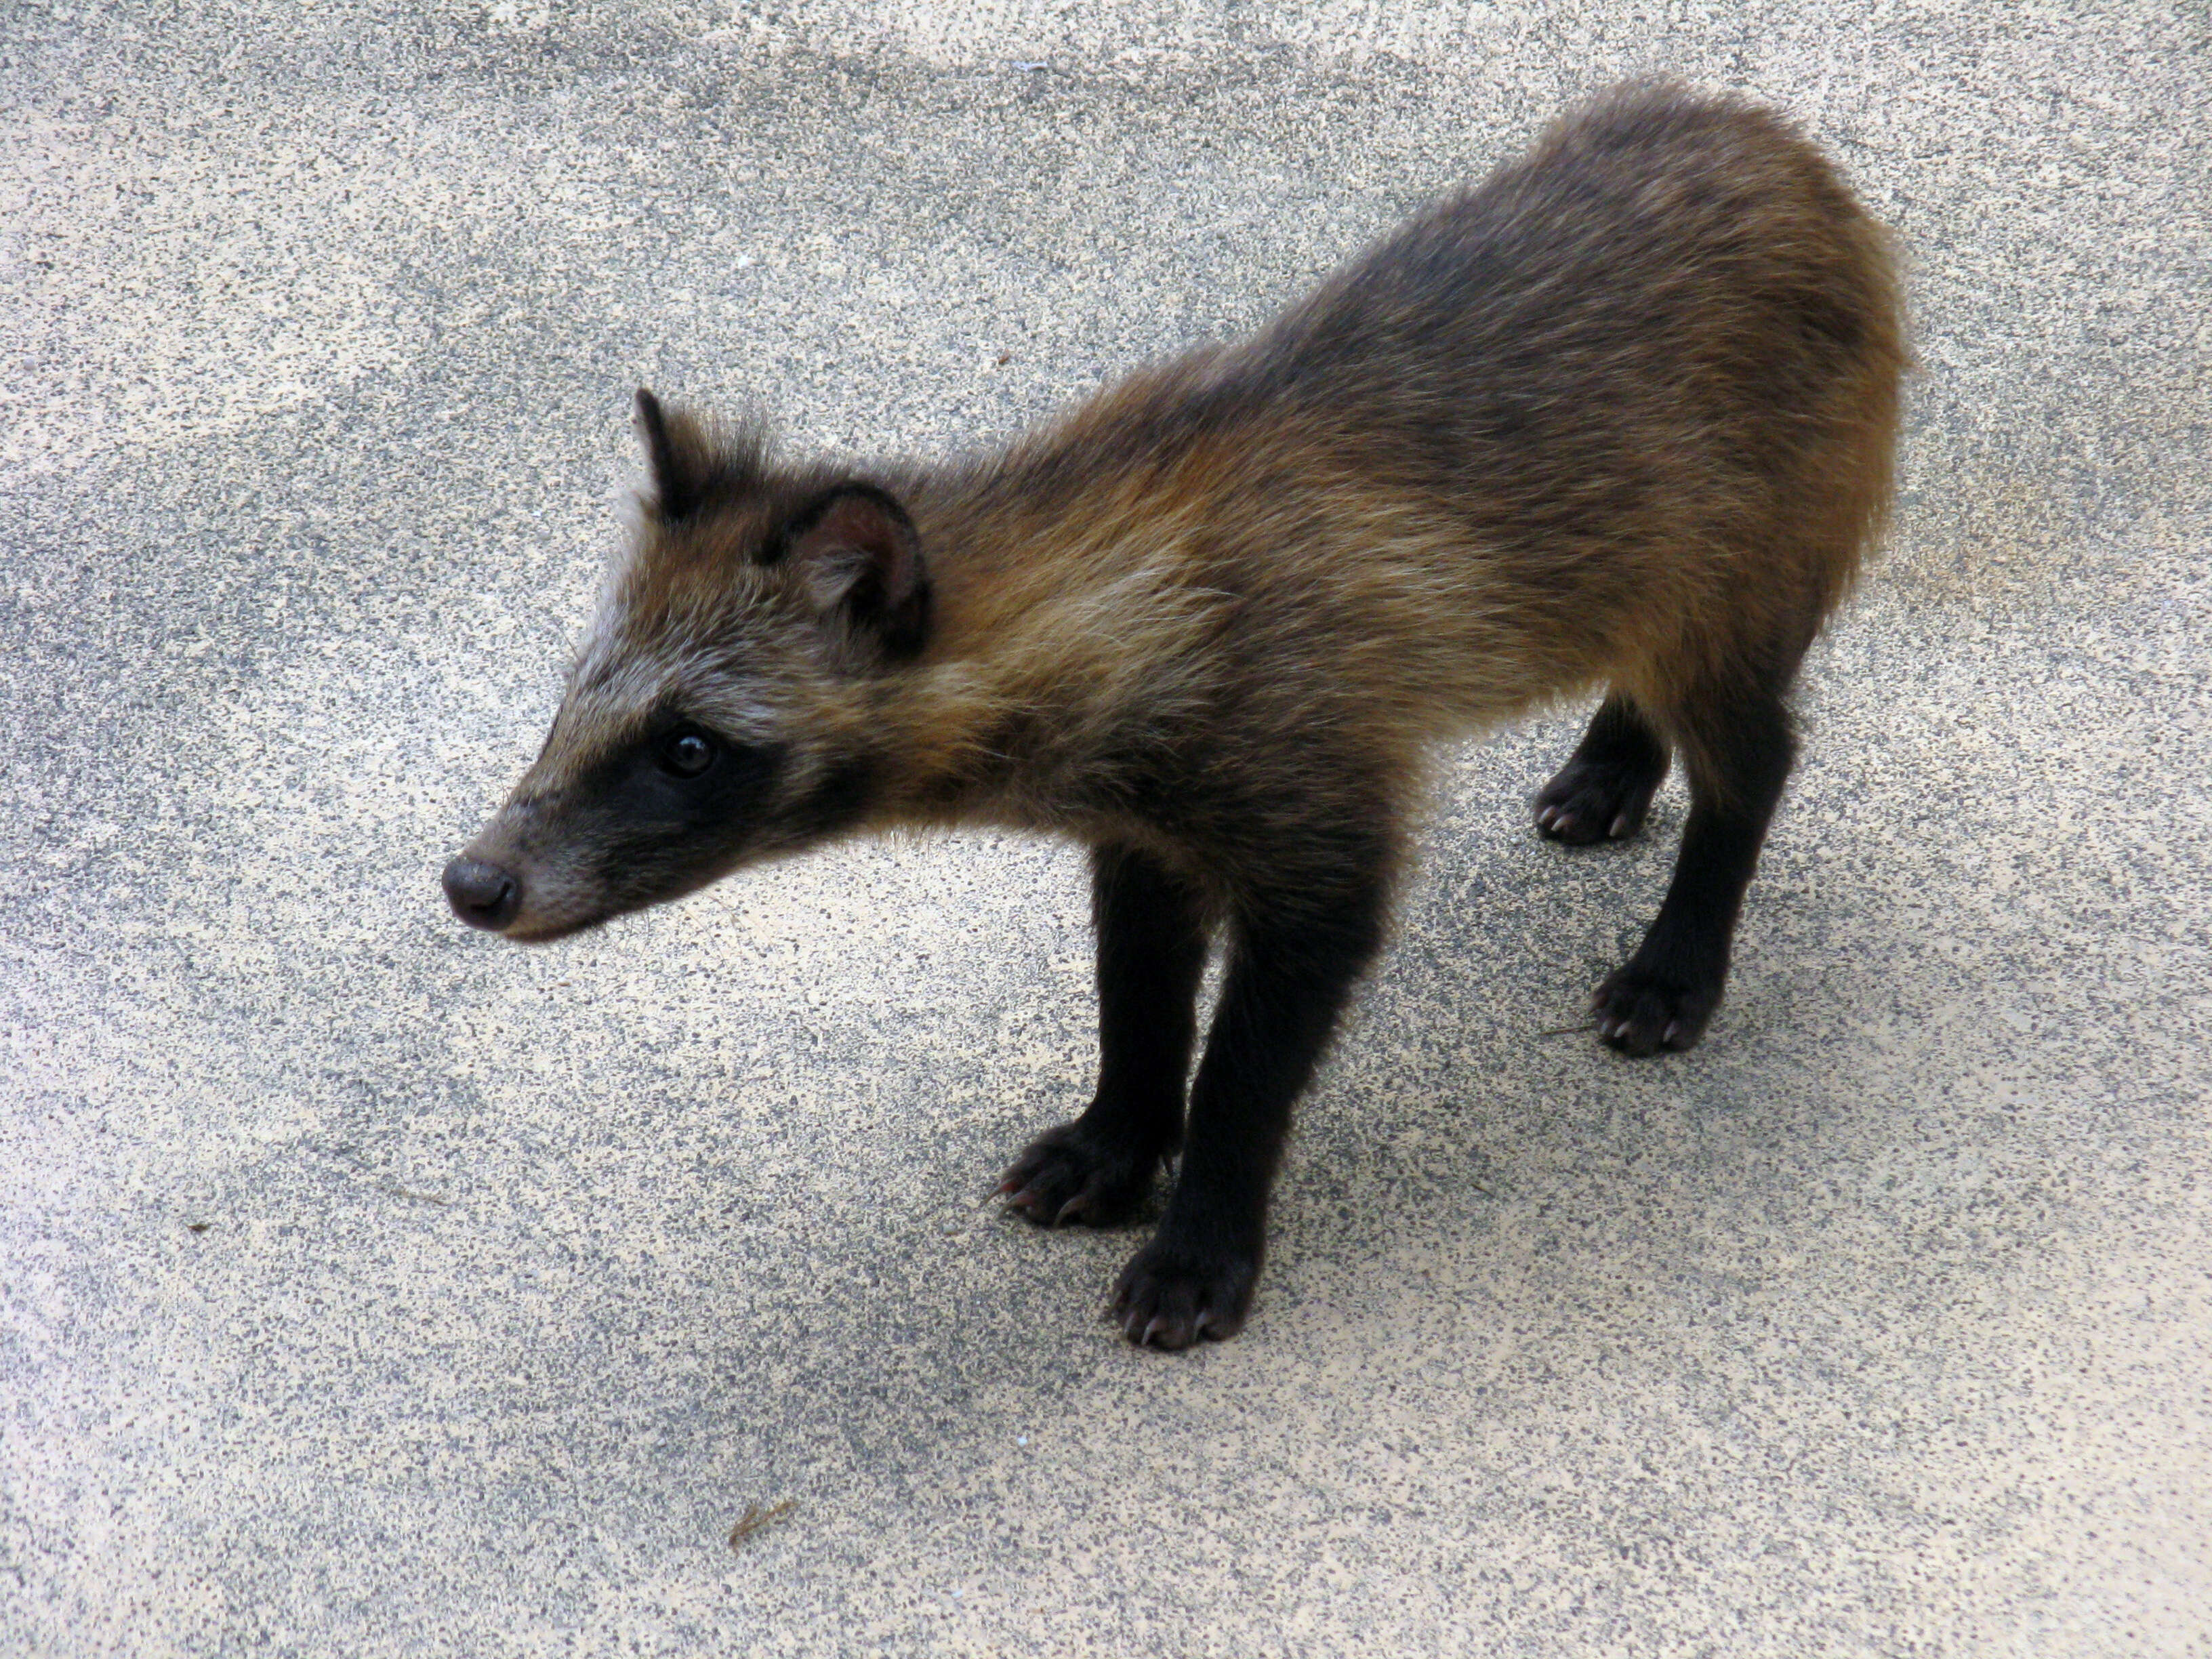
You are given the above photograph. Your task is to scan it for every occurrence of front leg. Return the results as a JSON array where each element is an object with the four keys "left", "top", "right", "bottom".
[
  {"left": 1000, "top": 844, "right": 1210, "bottom": 1225},
  {"left": 1113, "top": 857, "right": 1391, "bottom": 1349}
]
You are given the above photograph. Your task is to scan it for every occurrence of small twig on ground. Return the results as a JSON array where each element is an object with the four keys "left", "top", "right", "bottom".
[
  {"left": 728, "top": 1500, "right": 797, "bottom": 1551},
  {"left": 1536, "top": 1021, "right": 1597, "bottom": 1038}
]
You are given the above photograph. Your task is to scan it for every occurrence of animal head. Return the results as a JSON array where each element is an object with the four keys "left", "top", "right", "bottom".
[{"left": 443, "top": 390, "right": 928, "bottom": 941}]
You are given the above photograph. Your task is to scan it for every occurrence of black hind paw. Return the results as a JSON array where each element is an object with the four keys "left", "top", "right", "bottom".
[
  {"left": 1591, "top": 964, "right": 1720, "bottom": 1056},
  {"left": 1535, "top": 755, "right": 1663, "bottom": 844}
]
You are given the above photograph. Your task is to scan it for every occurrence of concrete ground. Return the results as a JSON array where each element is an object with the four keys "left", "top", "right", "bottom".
[{"left": 5, "top": 1, "right": 2209, "bottom": 1653}]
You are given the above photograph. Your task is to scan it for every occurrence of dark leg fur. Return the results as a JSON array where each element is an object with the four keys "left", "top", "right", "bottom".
[
  {"left": 1593, "top": 684, "right": 1797, "bottom": 1056},
  {"left": 1112, "top": 861, "right": 1389, "bottom": 1349},
  {"left": 1001, "top": 844, "right": 1209, "bottom": 1225},
  {"left": 1535, "top": 693, "right": 1671, "bottom": 844}
]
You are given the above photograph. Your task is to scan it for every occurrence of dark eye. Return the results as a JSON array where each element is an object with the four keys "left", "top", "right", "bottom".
[{"left": 657, "top": 726, "right": 717, "bottom": 779}]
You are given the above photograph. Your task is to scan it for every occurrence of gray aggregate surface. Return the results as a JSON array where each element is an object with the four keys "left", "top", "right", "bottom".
[{"left": 4, "top": 2, "right": 2209, "bottom": 1654}]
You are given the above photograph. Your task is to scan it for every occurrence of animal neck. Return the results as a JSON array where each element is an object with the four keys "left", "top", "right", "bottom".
[
  {"left": 854, "top": 434, "right": 1228, "bottom": 834},
  {"left": 851, "top": 482, "right": 1099, "bottom": 832},
  {"left": 840, "top": 352, "right": 1273, "bottom": 833}
]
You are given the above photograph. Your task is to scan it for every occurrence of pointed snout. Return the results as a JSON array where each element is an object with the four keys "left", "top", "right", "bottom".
[{"left": 443, "top": 855, "right": 522, "bottom": 932}]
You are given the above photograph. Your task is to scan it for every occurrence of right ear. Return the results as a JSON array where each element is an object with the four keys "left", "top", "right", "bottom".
[
  {"left": 634, "top": 388, "right": 716, "bottom": 521},
  {"left": 774, "top": 484, "right": 931, "bottom": 661}
]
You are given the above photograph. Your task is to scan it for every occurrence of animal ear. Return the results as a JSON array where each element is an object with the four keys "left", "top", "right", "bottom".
[
  {"left": 776, "top": 485, "right": 930, "bottom": 659},
  {"left": 634, "top": 388, "right": 718, "bottom": 521}
]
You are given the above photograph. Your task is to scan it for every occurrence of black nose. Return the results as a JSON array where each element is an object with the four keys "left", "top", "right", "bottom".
[{"left": 443, "top": 857, "right": 520, "bottom": 930}]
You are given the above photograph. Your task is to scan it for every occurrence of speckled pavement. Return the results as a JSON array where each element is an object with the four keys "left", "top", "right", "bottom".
[{"left": 4, "top": 3, "right": 2208, "bottom": 1654}]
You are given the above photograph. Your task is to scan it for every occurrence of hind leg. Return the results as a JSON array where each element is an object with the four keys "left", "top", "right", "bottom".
[
  {"left": 1535, "top": 693, "right": 1671, "bottom": 844},
  {"left": 1593, "top": 682, "right": 1797, "bottom": 1056}
]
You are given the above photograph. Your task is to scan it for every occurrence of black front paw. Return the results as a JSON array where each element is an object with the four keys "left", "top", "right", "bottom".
[
  {"left": 1534, "top": 754, "right": 1663, "bottom": 844},
  {"left": 999, "top": 1120, "right": 1165, "bottom": 1227},
  {"left": 1109, "top": 1236, "right": 1258, "bottom": 1349},
  {"left": 1591, "top": 961, "right": 1721, "bottom": 1055}
]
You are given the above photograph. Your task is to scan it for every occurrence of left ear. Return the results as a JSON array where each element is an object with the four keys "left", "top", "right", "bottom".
[
  {"left": 635, "top": 388, "right": 715, "bottom": 521},
  {"left": 775, "top": 484, "right": 930, "bottom": 659}
]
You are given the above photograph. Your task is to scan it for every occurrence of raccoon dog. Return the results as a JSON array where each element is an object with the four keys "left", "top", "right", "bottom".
[{"left": 444, "top": 83, "right": 1903, "bottom": 1349}]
